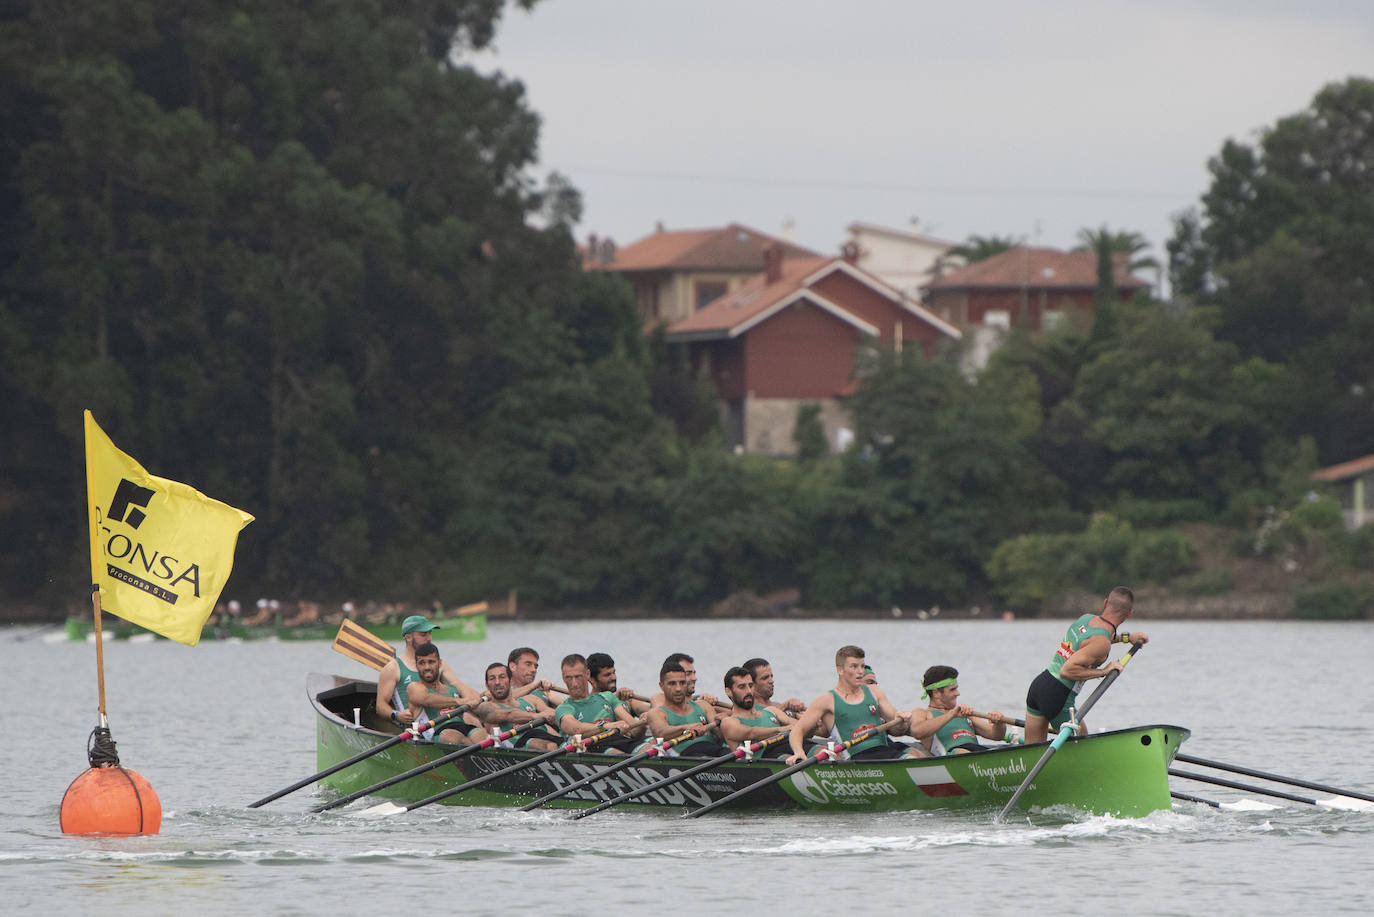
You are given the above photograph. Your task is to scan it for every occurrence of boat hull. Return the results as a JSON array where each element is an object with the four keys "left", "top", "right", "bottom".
[{"left": 310, "top": 674, "right": 1187, "bottom": 817}]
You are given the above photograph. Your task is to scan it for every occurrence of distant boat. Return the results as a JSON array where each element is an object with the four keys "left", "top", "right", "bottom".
[{"left": 63, "top": 598, "right": 493, "bottom": 643}]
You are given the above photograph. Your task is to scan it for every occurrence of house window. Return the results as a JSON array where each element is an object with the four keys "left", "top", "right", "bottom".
[
  {"left": 984, "top": 309, "right": 1011, "bottom": 330},
  {"left": 695, "top": 281, "right": 727, "bottom": 310},
  {"left": 1041, "top": 309, "right": 1066, "bottom": 332}
]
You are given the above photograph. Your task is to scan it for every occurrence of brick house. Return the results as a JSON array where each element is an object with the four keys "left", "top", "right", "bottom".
[
  {"left": 1312, "top": 454, "right": 1374, "bottom": 530},
  {"left": 595, "top": 223, "right": 817, "bottom": 329},
  {"left": 665, "top": 249, "right": 961, "bottom": 455},
  {"left": 844, "top": 220, "right": 957, "bottom": 301},
  {"left": 926, "top": 246, "right": 1146, "bottom": 367}
]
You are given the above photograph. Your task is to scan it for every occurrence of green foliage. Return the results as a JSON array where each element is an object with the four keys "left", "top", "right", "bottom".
[
  {"left": 987, "top": 514, "right": 1197, "bottom": 612},
  {"left": 1292, "top": 584, "right": 1370, "bottom": 620},
  {"left": 1176, "top": 77, "right": 1374, "bottom": 463},
  {"left": 793, "top": 403, "right": 827, "bottom": 462}
]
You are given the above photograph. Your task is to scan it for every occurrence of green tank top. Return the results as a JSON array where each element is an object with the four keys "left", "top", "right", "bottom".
[
  {"left": 829, "top": 685, "right": 883, "bottom": 755},
  {"left": 421, "top": 682, "right": 461, "bottom": 721},
  {"left": 395, "top": 656, "right": 422, "bottom": 709},
  {"left": 928, "top": 708, "right": 979, "bottom": 755},
  {"left": 660, "top": 700, "right": 713, "bottom": 754},
  {"left": 1047, "top": 613, "right": 1115, "bottom": 689},
  {"left": 553, "top": 691, "right": 625, "bottom": 736},
  {"left": 736, "top": 708, "right": 784, "bottom": 728}
]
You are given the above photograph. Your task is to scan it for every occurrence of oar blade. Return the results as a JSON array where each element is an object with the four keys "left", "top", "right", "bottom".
[
  {"left": 353, "top": 800, "right": 408, "bottom": 818},
  {"left": 1221, "top": 799, "right": 1281, "bottom": 812},
  {"left": 332, "top": 619, "right": 395, "bottom": 671},
  {"left": 1318, "top": 796, "right": 1374, "bottom": 812}
]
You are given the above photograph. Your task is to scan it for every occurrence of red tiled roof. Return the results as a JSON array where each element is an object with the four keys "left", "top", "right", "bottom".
[
  {"left": 1312, "top": 454, "right": 1374, "bottom": 481},
  {"left": 927, "top": 246, "right": 1146, "bottom": 290},
  {"left": 602, "top": 223, "right": 818, "bottom": 272},
  {"left": 665, "top": 256, "right": 834, "bottom": 338},
  {"left": 664, "top": 256, "right": 962, "bottom": 342}
]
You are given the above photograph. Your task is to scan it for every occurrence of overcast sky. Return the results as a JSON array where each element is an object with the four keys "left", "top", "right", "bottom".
[{"left": 474, "top": 1, "right": 1374, "bottom": 262}]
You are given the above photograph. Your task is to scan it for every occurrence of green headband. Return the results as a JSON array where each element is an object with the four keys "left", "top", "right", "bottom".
[{"left": 921, "top": 677, "right": 957, "bottom": 699}]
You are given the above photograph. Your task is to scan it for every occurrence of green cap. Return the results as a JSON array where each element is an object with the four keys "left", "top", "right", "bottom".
[{"left": 401, "top": 615, "right": 439, "bottom": 635}]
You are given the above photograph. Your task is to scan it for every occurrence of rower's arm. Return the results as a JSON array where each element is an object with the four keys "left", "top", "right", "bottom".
[
  {"left": 375, "top": 660, "right": 403, "bottom": 720},
  {"left": 907, "top": 708, "right": 943, "bottom": 741},
  {"left": 645, "top": 707, "right": 675, "bottom": 740},
  {"left": 1060, "top": 635, "right": 1113, "bottom": 682},
  {"left": 788, "top": 696, "right": 829, "bottom": 759},
  {"left": 871, "top": 687, "right": 910, "bottom": 737},
  {"left": 719, "top": 716, "right": 789, "bottom": 746},
  {"left": 972, "top": 711, "right": 1007, "bottom": 741},
  {"left": 405, "top": 682, "right": 465, "bottom": 713},
  {"left": 559, "top": 713, "right": 609, "bottom": 738}
]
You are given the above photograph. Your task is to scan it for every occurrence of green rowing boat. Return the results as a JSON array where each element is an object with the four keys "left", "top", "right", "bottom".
[{"left": 309, "top": 673, "right": 1188, "bottom": 817}]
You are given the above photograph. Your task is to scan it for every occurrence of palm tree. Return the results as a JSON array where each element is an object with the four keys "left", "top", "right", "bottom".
[
  {"left": 1073, "top": 226, "right": 1160, "bottom": 275},
  {"left": 932, "top": 233, "right": 1025, "bottom": 279}
]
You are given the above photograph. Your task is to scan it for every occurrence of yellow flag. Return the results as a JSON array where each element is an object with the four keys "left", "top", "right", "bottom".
[{"left": 85, "top": 411, "right": 254, "bottom": 646}]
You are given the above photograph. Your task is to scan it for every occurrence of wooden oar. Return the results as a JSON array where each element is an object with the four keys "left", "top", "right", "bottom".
[
  {"left": 570, "top": 732, "right": 793, "bottom": 819},
  {"left": 311, "top": 717, "right": 552, "bottom": 812},
  {"left": 1168, "top": 768, "right": 1370, "bottom": 808},
  {"left": 1174, "top": 753, "right": 1374, "bottom": 805},
  {"left": 517, "top": 730, "right": 699, "bottom": 811},
  {"left": 360, "top": 722, "right": 637, "bottom": 817},
  {"left": 685, "top": 717, "right": 904, "bottom": 818},
  {"left": 332, "top": 618, "right": 395, "bottom": 670},
  {"left": 248, "top": 704, "right": 472, "bottom": 808},
  {"left": 996, "top": 641, "right": 1146, "bottom": 821}
]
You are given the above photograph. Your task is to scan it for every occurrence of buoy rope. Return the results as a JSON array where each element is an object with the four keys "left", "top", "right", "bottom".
[{"left": 88, "top": 726, "right": 121, "bottom": 768}]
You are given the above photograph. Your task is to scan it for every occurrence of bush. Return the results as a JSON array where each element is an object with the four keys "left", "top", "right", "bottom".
[
  {"left": 1292, "top": 584, "right": 1370, "bottom": 620},
  {"left": 1111, "top": 497, "right": 1211, "bottom": 527},
  {"left": 1171, "top": 568, "right": 1232, "bottom": 596},
  {"left": 1129, "top": 529, "right": 1198, "bottom": 582},
  {"left": 986, "top": 533, "right": 1077, "bottom": 611},
  {"left": 987, "top": 514, "right": 1198, "bottom": 611}
]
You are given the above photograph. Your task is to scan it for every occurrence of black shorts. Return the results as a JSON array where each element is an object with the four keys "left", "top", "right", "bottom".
[
  {"left": 849, "top": 739, "right": 909, "bottom": 761},
  {"left": 1025, "top": 670, "right": 1075, "bottom": 726},
  {"left": 676, "top": 737, "right": 729, "bottom": 758},
  {"left": 513, "top": 728, "right": 560, "bottom": 748},
  {"left": 590, "top": 731, "right": 641, "bottom": 754}
]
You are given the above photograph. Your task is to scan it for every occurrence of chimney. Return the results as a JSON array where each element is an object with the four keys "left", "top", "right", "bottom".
[{"left": 764, "top": 243, "right": 784, "bottom": 284}]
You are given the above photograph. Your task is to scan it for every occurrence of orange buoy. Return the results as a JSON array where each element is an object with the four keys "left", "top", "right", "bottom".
[{"left": 60, "top": 766, "right": 162, "bottom": 836}]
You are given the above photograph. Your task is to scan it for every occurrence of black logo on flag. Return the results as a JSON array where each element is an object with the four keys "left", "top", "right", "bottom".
[{"left": 108, "top": 479, "right": 155, "bottom": 529}]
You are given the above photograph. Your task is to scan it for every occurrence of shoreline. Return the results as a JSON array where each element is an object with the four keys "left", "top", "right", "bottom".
[{"left": 8, "top": 588, "right": 1371, "bottom": 626}]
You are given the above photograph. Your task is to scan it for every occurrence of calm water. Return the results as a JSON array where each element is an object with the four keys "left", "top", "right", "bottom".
[{"left": 3, "top": 617, "right": 1373, "bottom": 915}]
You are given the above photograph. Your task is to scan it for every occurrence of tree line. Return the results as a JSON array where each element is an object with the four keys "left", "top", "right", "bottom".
[{"left": 2, "top": 3, "right": 1371, "bottom": 615}]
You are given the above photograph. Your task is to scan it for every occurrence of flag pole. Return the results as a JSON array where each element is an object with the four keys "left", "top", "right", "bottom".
[{"left": 90, "top": 585, "right": 108, "bottom": 723}]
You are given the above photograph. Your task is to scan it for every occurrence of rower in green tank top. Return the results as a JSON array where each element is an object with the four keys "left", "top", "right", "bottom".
[
  {"left": 910, "top": 665, "right": 1008, "bottom": 755},
  {"left": 505, "top": 646, "right": 561, "bottom": 721},
  {"left": 787, "top": 645, "right": 915, "bottom": 764},
  {"left": 1023, "top": 586, "right": 1149, "bottom": 744},
  {"left": 646, "top": 661, "right": 728, "bottom": 757},
  {"left": 475, "top": 662, "right": 560, "bottom": 751},
  {"left": 376, "top": 614, "right": 477, "bottom": 728},
  {"left": 553, "top": 653, "right": 643, "bottom": 754},
  {"left": 405, "top": 643, "right": 482, "bottom": 745},
  {"left": 718, "top": 666, "right": 796, "bottom": 758}
]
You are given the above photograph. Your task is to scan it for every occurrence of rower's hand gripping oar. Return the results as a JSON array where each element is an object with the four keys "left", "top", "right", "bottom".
[
  {"left": 571, "top": 731, "right": 793, "bottom": 820},
  {"left": 517, "top": 729, "right": 699, "bottom": 811},
  {"left": 685, "top": 717, "right": 904, "bottom": 818},
  {"left": 996, "top": 641, "right": 1146, "bottom": 821},
  {"left": 360, "top": 721, "right": 641, "bottom": 817},
  {"left": 248, "top": 704, "right": 472, "bottom": 808},
  {"left": 311, "top": 717, "right": 552, "bottom": 812}
]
